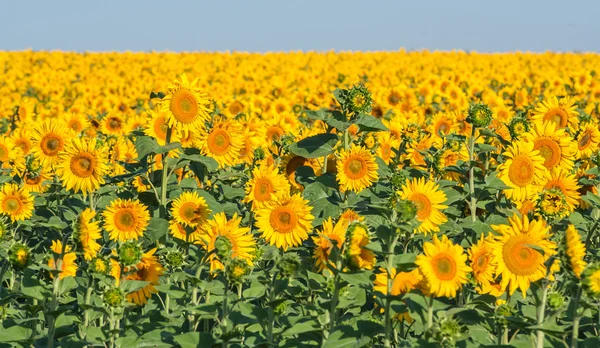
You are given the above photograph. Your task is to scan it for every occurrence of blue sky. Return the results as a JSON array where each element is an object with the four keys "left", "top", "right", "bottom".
[{"left": 1, "top": 0, "right": 598, "bottom": 52}]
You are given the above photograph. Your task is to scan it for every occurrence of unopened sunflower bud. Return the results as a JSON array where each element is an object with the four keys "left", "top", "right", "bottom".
[
  {"left": 9, "top": 243, "right": 30, "bottom": 269},
  {"left": 390, "top": 170, "right": 409, "bottom": 191},
  {"left": 226, "top": 258, "right": 250, "bottom": 286},
  {"left": 215, "top": 235, "right": 233, "bottom": 260},
  {"left": 165, "top": 250, "right": 186, "bottom": 269},
  {"left": 396, "top": 199, "right": 418, "bottom": 223},
  {"left": 90, "top": 257, "right": 110, "bottom": 275},
  {"left": 118, "top": 241, "right": 143, "bottom": 266},
  {"left": 467, "top": 103, "right": 493, "bottom": 128},
  {"left": 547, "top": 292, "right": 565, "bottom": 309},
  {"left": 278, "top": 253, "right": 301, "bottom": 277},
  {"left": 104, "top": 287, "right": 125, "bottom": 307},
  {"left": 253, "top": 148, "right": 266, "bottom": 162},
  {"left": 434, "top": 317, "right": 463, "bottom": 347},
  {"left": 508, "top": 116, "right": 530, "bottom": 140},
  {"left": 347, "top": 85, "right": 373, "bottom": 115}
]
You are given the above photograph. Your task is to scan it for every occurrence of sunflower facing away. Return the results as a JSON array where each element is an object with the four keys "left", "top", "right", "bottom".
[
  {"left": 523, "top": 121, "right": 576, "bottom": 171},
  {"left": 30, "top": 121, "right": 72, "bottom": 168},
  {"left": 244, "top": 163, "right": 290, "bottom": 211},
  {"left": 398, "top": 177, "right": 448, "bottom": 234},
  {"left": 336, "top": 145, "right": 379, "bottom": 193},
  {"left": 197, "top": 118, "right": 244, "bottom": 168},
  {"left": 196, "top": 212, "right": 256, "bottom": 272},
  {"left": 103, "top": 199, "right": 150, "bottom": 241},
  {"left": 346, "top": 224, "right": 376, "bottom": 270},
  {"left": 48, "top": 240, "right": 78, "bottom": 279},
  {"left": 531, "top": 96, "right": 579, "bottom": 130},
  {"left": 468, "top": 234, "right": 496, "bottom": 292},
  {"left": 565, "top": 224, "right": 586, "bottom": 278},
  {"left": 255, "top": 193, "right": 314, "bottom": 251},
  {"left": 490, "top": 214, "right": 557, "bottom": 296},
  {"left": 170, "top": 191, "right": 211, "bottom": 228},
  {"left": 498, "top": 139, "right": 549, "bottom": 202},
  {"left": 0, "top": 184, "right": 34, "bottom": 222},
  {"left": 160, "top": 73, "right": 212, "bottom": 135},
  {"left": 56, "top": 138, "right": 108, "bottom": 196},
  {"left": 416, "top": 234, "right": 471, "bottom": 298},
  {"left": 77, "top": 208, "right": 102, "bottom": 261},
  {"left": 312, "top": 218, "right": 346, "bottom": 273}
]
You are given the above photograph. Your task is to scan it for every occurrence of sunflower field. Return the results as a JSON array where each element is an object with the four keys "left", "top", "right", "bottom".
[{"left": 1, "top": 50, "right": 600, "bottom": 347}]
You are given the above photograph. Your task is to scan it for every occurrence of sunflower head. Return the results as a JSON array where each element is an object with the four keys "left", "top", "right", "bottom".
[
  {"left": 90, "top": 257, "right": 110, "bottom": 275},
  {"left": 9, "top": 242, "right": 31, "bottom": 269},
  {"left": 467, "top": 103, "right": 493, "bottom": 128},
  {"left": 345, "top": 223, "right": 376, "bottom": 271},
  {"left": 508, "top": 116, "right": 530, "bottom": 140},
  {"left": 278, "top": 252, "right": 302, "bottom": 277},
  {"left": 345, "top": 85, "right": 373, "bottom": 115},
  {"left": 118, "top": 241, "right": 143, "bottom": 266},
  {"left": 226, "top": 257, "right": 251, "bottom": 285},
  {"left": 584, "top": 264, "right": 600, "bottom": 298},
  {"left": 104, "top": 287, "right": 126, "bottom": 307},
  {"left": 535, "top": 188, "right": 569, "bottom": 221}
]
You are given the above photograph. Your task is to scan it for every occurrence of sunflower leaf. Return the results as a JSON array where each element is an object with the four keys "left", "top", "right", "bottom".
[{"left": 289, "top": 133, "right": 339, "bottom": 158}]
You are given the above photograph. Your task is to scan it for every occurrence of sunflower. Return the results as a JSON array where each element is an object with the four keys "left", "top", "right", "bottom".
[
  {"left": 280, "top": 154, "right": 321, "bottom": 191},
  {"left": 169, "top": 222, "right": 204, "bottom": 243},
  {"left": 339, "top": 209, "right": 364, "bottom": 228},
  {"left": 244, "top": 164, "right": 290, "bottom": 211},
  {"left": 346, "top": 224, "right": 376, "bottom": 270},
  {"left": 373, "top": 268, "right": 422, "bottom": 296},
  {"left": 170, "top": 191, "right": 211, "bottom": 228},
  {"left": 0, "top": 137, "right": 17, "bottom": 165},
  {"left": 16, "top": 99, "right": 36, "bottom": 122},
  {"left": 159, "top": 73, "right": 211, "bottom": 135},
  {"left": 531, "top": 96, "right": 578, "bottom": 130},
  {"left": 565, "top": 224, "right": 586, "bottom": 278},
  {"left": 124, "top": 248, "right": 163, "bottom": 305},
  {"left": 56, "top": 138, "right": 108, "bottom": 196},
  {"left": 416, "top": 234, "right": 470, "bottom": 298},
  {"left": 376, "top": 131, "right": 398, "bottom": 165},
  {"left": 336, "top": 145, "right": 379, "bottom": 193},
  {"left": 197, "top": 118, "right": 244, "bottom": 168},
  {"left": 31, "top": 121, "right": 72, "bottom": 168},
  {"left": 12, "top": 128, "right": 33, "bottom": 156},
  {"left": 523, "top": 121, "right": 576, "bottom": 171},
  {"left": 312, "top": 218, "right": 346, "bottom": 273},
  {"left": 145, "top": 110, "right": 180, "bottom": 146},
  {"left": 0, "top": 184, "right": 34, "bottom": 222},
  {"left": 196, "top": 212, "right": 256, "bottom": 272},
  {"left": 398, "top": 177, "right": 448, "bottom": 234},
  {"left": 544, "top": 169, "right": 580, "bottom": 212},
  {"left": 63, "top": 113, "right": 90, "bottom": 134},
  {"left": 255, "top": 193, "right": 314, "bottom": 251},
  {"left": 103, "top": 199, "right": 150, "bottom": 241},
  {"left": 100, "top": 114, "right": 125, "bottom": 136},
  {"left": 490, "top": 214, "right": 557, "bottom": 296},
  {"left": 575, "top": 122, "right": 600, "bottom": 159},
  {"left": 586, "top": 268, "right": 600, "bottom": 297},
  {"left": 468, "top": 234, "right": 496, "bottom": 290},
  {"left": 497, "top": 139, "right": 549, "bottom": 202},
  {"left": 48, "top": 240, "right": 78, "bottom": 279},
  {"left": 77, "top": 208, "right": 102, "bottom": 261}
]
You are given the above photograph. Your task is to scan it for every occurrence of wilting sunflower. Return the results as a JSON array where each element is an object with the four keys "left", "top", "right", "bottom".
[
  {"left": 531, "top": 96, "right": 578, "bottom": 130},
  {"left": 312, "top": 218, "right": 346, "bottom": 273},
  {"left": 160, "top": 73, "right": 212, "bottom": 135},
  {"left": 255, "top": 193, "right": 314, "bottom": 251},
  {"left": 565, "top": 224, "right": 586, "bottom": 278},
  {"left": 544, "top": 169, "right": 580, "bottom": 212},
  {"left": 103, "top": 199, "right": 150, "bottom": 241},
  {"left": 124, "top": 248, "right": 163, "bottom": 305},
  {"left": 197, "top": 118, "right": 244, "bottom": 168},
  {"left": 497, "top": 139, "right": 549, "bottom": 202},
  {"left": 490, "top": 214, "right": 557, "bottom": 296},
  {"left": 0, "top": 184, "right": 34, "bottom": 222},
  {"left": 346, "top": 224, "right": 376, "bottom": 270},
  {"left": 170, "top": 191, "right": 210, "bottom": 228},
  {"left": 77, "top": 208, "right": 102, "bottom": 261},
  {"left": 336, "top": 145, "right": 379, "bottom": 193},
  {"left": 575, "top": 122, "right": 600, "bottom": 159},
  {"left": 196, "top": 212, "right": 256, "bottom": 272},
  {"left": 56, "top": 138, "right": 108, "bottom": 196},
  {"left": 523, "top": 121, "right": 576, "bottom": 171},
  {"left": 244, "top": 164, "right": 290, "bottom": 211},
  {"left": 398, "top": 177, "right": 448, "bottom": 234},
  {"left": 30, "top": 121, "right": 72, "bottom": 168},
  {"left": 468, "top": 234, "right": 496, "bottom": 291},
  {"left": 416, "top": 234, "right": 471, "bottom": 298},
  {"left": 48, "top": 240, "right": 78, "bottom": 279}
]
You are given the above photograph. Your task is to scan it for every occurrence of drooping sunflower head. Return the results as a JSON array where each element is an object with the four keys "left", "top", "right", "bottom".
[
  {"left": 336, "top": 145, "right": 379, "bottom": 193},
  {"left": 159, "top": 73, "right": 212, "bottom": 135},
  {"left": 345, "top": 223, "right": 376, "bottom": 271},
  {"left": 398, "top": 177, "right": 448, "bottom": 234},
  {"left": 102, "top": 198, "right": 150, "bottom": 242},
  {"left": 0, "top": 183, "right": 34, "bottom": 222}
]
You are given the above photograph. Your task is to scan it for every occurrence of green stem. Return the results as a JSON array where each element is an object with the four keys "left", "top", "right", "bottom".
[
  {"left": 384, "top": 234, "right": 400, "bottom": 348},
  {"left": 81, "top": 277, "right": 94, "bottom": 337},
  {"left": 322, "top": 155, "right": 328, "bottom": 175},
  {"left": 222, "top": 277, "right": 229, "bottom": 348},
  {"left": 266, "top": 274, "right": 277, "bottom": 346},
  {"left": 165, "top": 278, "right": 171, "bottom": 315},
  {"left": 46, "top": 272, "right": 61, "bottom": 348},
  {"left": 329, "top": 260, "right": 343, "bottom": 332},
  {"left": 159, "top": 126, "right": 173, "bottom": 219},
  {"left": 536, "top": 281, "right": 549, "bottom": 348},
  {"left": 572, "top": 285, "right": 583, "bottom": 348},
  {"left": 468, "top": 125, "right": 477, "bottom": 223},
  {"left": 427, "top": 296, "right": 434, "bottom": 330}
]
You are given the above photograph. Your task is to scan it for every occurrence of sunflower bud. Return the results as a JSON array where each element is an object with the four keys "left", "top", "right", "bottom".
[
  {"left": 0, "top": 305, "right": 7, "bottom": 320},
  {"left": 215, "top": 235, "right": 233, "bottom": 261},
  {"left": 278, "top": 253, "right": 301, "bottom": 278},
  {"left": 583, "top": 263, "right": 600, "bottom": 298},
  {"left": 535, "top": 188, "right": 568, "bottom": 221},
  {"left": 118, "top": 242, "right": 143, "bottom": 267},
  {"left": 9, "top": 243, "right": 30, "bottom": 269},
  {"left": 165, "top": 249, "right": 186, "bottom": 270},
  {"left": 90, "top": 257, "right": 110, "bottom": 275},
  {"left": 547, "top": 292, "right": 565, "bottom": 310},
  {"left": 467, "top": 103, "right": 493, "bottom": 128},
  {"left": 431, "top": 317, "right": 463, "bottom": 348},
  {"left": 253, "top": 148, "right": 266, "bottom": 162},
  {"left": 508, "top": 116, "right": 530, "bottom": 140},
  {"left": 395, "top": 199, "right": 418, "bottom": 223},
  {"left": 226, "top": 258, "right": 250, "bottom": 286},
  {"left": 346, "top": 85, "right": 373, "bottom": 115},
  {"left": 390, "top": 170, "right": 409, "bottom": 191},
  {"left": 104, "top": 287, "right": 125, "bottom": 307},
  {"left": 494, "top": 303, "right": 514, "bottom": 326}
]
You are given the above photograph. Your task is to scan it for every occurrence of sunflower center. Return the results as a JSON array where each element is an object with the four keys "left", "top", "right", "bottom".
[
  {"left": 507, "top": 154, "right": 534, "bottom": 187},
  {"left": 344, "top": 157, "right": 367, "bottom": 180},
  {"left": 70, "top": 152, "right": 96, "bottom": 178},
  {"left": 436, "top": 121, "right": 451, "bottom": 136},
  {"left": 388, "top": 93, "right": 400, "bottom": 105},
  {"left": 25, "top": 174, "right": 42, "bottom": 185},
  {"left": 179, "top": 202, "right": 198, "bottom": 222},
  {"left": 108, "top": 118, "right": 121, "bottom": 130},
  {"left": 502, "top": 236, "right": 542, "bottom": 276},
  {"left": 534, "top": 138, "right": 561, "bottom": 169},
  {"left": 170, "top": 89, "right": 199, "bottom": 124},
  {"left": 3, "top": 197, "right": 21, "bottom": 213},
  {"left": 578, "top": 131, "right": 592, "bottom": 150},
  {"left": 114, "top": 210, "right": 136, "bottom": 231},
  {"left": 68, "top": 120, "right": 82, "bottom": 132},
  {"left": 544, "top": 108, "right": 568, "bottom": 128},
  {"left": 207, "top": 129, "right": 231, "bottom": 156},
  {"left": 411, "top": 193, "right": 432, "bottom": 221},
  {"left": 474, "top": 253, "right": 490, "bottom": 273},
  {"left": 254, "top": 179, "right": 274, "bottom": 201},
  {"left": 431, "top": 253, "right": 457, "bottom": 281},
  {"left": 154, "top": 117, "right": 168, "bottom": 139},
  {"left": 41, "top": 134, "right": 63, "bottom": 155},
  {"left": 0, "top": 145, "right": 8, "bottom": 161},
  {"left": 270, "top": 206, "right": 298, "bottom": 233}
]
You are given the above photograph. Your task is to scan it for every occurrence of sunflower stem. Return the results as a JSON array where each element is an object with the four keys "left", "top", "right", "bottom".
[
  {"left": 266, "top": 274, "right": 277, "bottom": 346},
  {"left": 46, "top": 270, "right": 61, "bottom": 348},
  {"left": 468, "top": 125, "right": 477, "bottom": 224},
  {"left": 222, "top": 275, "right": 229, "bottom": 348},
  {"left": 426, "top": 295, "right": 435, "bottom": 330},
  {"left": 81, "top": 276, "right": 94, "bottom": 338},
  {"left": 165, "top": 278, "right": 170, "bottom": 315},
  {"left": 322, "top": 155, "right": 328, "bottom": 175},
  {"left": 383, "top": 233, "right": 400, "bottom": 348},
  {"left": 535, "top": 280, "right": 549, "bottom": 348},
  {"left": 159, "top": 126, "right": 173, "bottom": 220},
  {"left": 571, "top": 285, "right": 583, "bottom": 348}
]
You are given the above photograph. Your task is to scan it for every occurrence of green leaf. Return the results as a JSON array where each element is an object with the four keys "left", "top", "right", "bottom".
[
  {"left": 196, "top": 190, "right": 224, "bottom": 217},
  {"left": 155, "top": 284, "right": 187, "bottom": 299},
  {"left": 289, "top": 133, "right": 339, "bottom": 158},
  {"left": 179, "top": 153, "right": 219, "bottom": 172},
  {"left": 305, "top": 109, "right": 329, "bottom": 121},
  {"left": 21, "top": 272, "right": 51, "bottom": 300},
  {"left": 156, "top": 142, "right": 182, "bottom": 155},
  {"left": 146, "top": 217, "right": 169, "bottom": 242},
  {"left": 0, "top": 325, "right": 33, "bottom": 342},
  {"left": 339, "top": 271, "right": 372, "bottom": 287},
  {"left": 121, "top": 280, "right": 150, "bottom": 293},
  {"left": 135, "top": 136, "right": 159, "bottom": 159},
  {"left": 174, "top": 332, "right": 214, "bottom": 348},
  {"left": 282, "top": 319, "right": 320, "bottom": 336},
  {"left": 354, "top": 113, "right": 388, "bottom": 132},
  {"left": 39, "top": 216, "right": 69, "bottom": 230}
]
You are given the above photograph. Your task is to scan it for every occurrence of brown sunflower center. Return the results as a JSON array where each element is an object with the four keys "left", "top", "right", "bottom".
[
  {"left": 578, "top": 131, "right": 592, "bottom": 150},
  {"left": 508, "top": 154, "right": 534, "bottom": 187},
  {"left": 68, "top": 120, "right": 82, "bottom": 132},
  {"left": 70, "top": 152, "right": 96, "bottom": 178},
  {"left": 534, "top": 138, "right": 561, "bottom": 169},
  {"left": 544, "top": 108, "right": 568, "bottom": 128},
  {"left": 254, "top": 178, "right": 274, "bottom": 201},
  {"left": 474, "top": 253, "right": 490, "bottom": 273},
  {"left": 179, "top": 202, "right": 198, "bottom": 222},
  {"left": 436, "top": 121, "right": 451, "bottom": 136},
  {"left": 108, "top": 117, "right": 121, "bottom": 131},
  {"left": 431, "top": 253, "right": 457, "bottom": 281},
  {"left": 207, "top": 129, "right": 231, "bottom": 156},
  {"left": 502, "top": 235, "right": 541, "bottom": 276},
  {"left": 344, "top": 157, "right": 367, "bottom": 180},
  {"left": 411, "top": 193, "right": 432, "bottom": 221},
  {"left": 170, "top": 89, "right": 198, "bottom": 124},
  {"left": 270, "top": 206, "right": 298, "bottom": 233},
  {"left": 41, "top": 134, "right": 63, "bottom": 156},
  {"left": 114, "top": 209, "right": 136, "bottom": 231}
]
